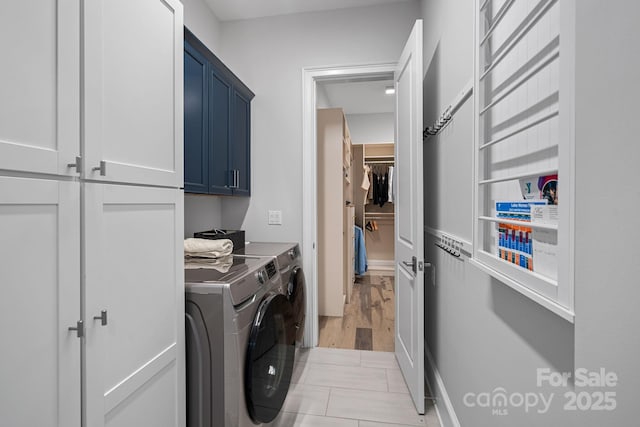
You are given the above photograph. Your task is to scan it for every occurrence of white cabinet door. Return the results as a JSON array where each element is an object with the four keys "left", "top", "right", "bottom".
[
  {"left": 83, "top": 0, "right": 184, "bottom": 188},
  {"left": 0, "top": 177, "right": 81, "bottom": 427},
  {"left": 0, "top": 1, "right": 80, "bottom": 176},
  {"left": 84, "top": 183, "right": 184, "bottom": 427}
]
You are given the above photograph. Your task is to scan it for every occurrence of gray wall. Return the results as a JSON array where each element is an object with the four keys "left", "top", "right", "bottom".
[
  {"left": 420, "top": 0, "right": 638, "bottom": 425},
  {"left": 572, "top": 1, "right": 640, "bottom": 425},
  {"left": 217, "top": 2, "right": 420, "bottom": 242}
]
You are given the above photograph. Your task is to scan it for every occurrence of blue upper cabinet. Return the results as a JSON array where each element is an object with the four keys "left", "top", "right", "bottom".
[
  {"left": 184, "top": 28, "right": 254, "bottom": 196},
  {"left": 208, "top": 66, "right": 232, "bottom": 195},
  {"left": 230, "top": 88, "right": 251, "bottom": 196},
  {"left": 184, "top": 41, "right": 209, "bottom": 193}
]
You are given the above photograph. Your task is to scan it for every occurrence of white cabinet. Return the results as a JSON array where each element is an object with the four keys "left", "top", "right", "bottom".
[
  {"left": 84, "top": 184, "right": 184, "bottom": 427},
  {"left": 83, "top": 0, "right": 183, "bottom": 188},
  {"left": 317, "top": 108, "right": 353, "bottom": 317},
  {"left": 0, "top": 1, "right": 185, "bottom": 426},
  {"left": 0, "top": 177, "right": 81, "bottom": 427},
  {"left": 0, "top": 0, "right": 80, "bottom": 176}
]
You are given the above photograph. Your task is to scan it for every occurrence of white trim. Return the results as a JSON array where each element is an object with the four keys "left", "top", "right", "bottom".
[
  {"left": 302, "top": 62, "right": 396, "bottom": 348},
  {"left": 367, "top": 259, "right": 394, "bottom": 270},
  {"left": 425, "top": 347, "right": 461, "bottom": 427},
  {"left": 558, "top": 0, "right": 576, "bottom": 318},
  {"left": 469, "top": 258, "right": 575, "bottom": 322}
]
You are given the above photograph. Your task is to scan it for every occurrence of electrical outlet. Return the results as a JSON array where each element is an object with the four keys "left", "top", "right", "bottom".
[{"left": 268, "top": 210, "right": 282, "bottom": 225}]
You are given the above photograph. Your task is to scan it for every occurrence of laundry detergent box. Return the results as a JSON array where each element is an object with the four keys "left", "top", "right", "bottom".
[{"left": 495, "top": 200, "right": 547, "bottom": 271}]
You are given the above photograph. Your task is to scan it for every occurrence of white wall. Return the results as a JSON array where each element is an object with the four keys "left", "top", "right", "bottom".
[
  {"left": 182, "top": 0, "right": 224, "bottom": 237},
  {"left": 346, "top": 113, "right": 394, "bottom": 144},
  {"left": 181, "top": 0, "right": 222, "bottom": 55},
  {"left": 217, "top": 2, "right": 420, "bottom": 242}
]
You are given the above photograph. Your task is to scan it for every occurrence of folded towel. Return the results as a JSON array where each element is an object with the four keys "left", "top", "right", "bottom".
[
  {"left": 185, "top": 254, "right": 234, "bottom": 272},
  {"left": 184, "top": 238, "right": 233, "bottom": 257}
]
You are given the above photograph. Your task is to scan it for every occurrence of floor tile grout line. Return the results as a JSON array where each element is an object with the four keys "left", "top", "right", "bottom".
[
  {"left": 324, "top": 387, "right": 333, "bottom": 417},
  {"left": 303, "top": 383, "right": 411, "bottom": 396}
]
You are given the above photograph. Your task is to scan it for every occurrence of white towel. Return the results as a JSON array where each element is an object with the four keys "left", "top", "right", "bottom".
[
  {"left": 185, "top": 254, "right": 234, "bottom": 272},
  {"left": 184, "top": 238, "right": 233, "bottom": 258}
]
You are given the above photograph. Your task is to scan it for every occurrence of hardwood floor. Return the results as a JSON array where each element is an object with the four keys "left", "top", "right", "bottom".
[{"left": 318, "top": 271, "right": 395, "bottom": 352}]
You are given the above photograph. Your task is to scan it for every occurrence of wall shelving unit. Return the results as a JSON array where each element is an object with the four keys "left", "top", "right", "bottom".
[{"left": 471, "top": 0, "right": 574, "bottom": 321}]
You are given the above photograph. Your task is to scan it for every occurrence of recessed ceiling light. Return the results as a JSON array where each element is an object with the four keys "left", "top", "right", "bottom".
[{"left": 385, "top": 86, "right": 395, "bottom": 95}]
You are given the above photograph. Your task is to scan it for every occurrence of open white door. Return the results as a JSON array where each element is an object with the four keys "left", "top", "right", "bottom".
[{"left": 394, "top": 20, "right": 424, "bottom": 415}]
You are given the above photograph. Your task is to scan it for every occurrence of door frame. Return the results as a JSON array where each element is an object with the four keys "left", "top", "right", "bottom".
[{"left": 301, "top": 62, "right": 396, "bottom": 347}]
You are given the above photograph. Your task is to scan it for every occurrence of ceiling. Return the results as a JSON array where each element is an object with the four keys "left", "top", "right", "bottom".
[
  {"left": 319, "top": 79, "right": 395, "bottom": 115},
  {"left": 205, "top": 0, "right": 414, "bottom": 21}
]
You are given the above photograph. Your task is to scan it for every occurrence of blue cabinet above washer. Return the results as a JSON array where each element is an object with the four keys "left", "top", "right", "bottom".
[{"left": 184, "top": 28, "right": 254, "bottom": 196}]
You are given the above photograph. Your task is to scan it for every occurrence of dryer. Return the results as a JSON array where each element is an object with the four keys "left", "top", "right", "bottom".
[
  {"left": 185, "top": 255, "right": 294, "bottom": 427},
  {"left": 238, "top": 243, "right": 306, "bottom": 346}
]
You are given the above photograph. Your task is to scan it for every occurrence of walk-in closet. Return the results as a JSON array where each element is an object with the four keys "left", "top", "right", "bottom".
[{"left": 315, "top": 78, "right": 397, "bottom": 352}]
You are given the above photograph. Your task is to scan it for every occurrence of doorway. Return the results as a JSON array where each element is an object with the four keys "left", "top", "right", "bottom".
[{"left": 301, "top": 64, "right": 397, "bottom": 352}]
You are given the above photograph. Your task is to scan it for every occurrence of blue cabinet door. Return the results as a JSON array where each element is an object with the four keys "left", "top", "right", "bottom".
[
  {"left": 184, "top": 28, "right": 253, "bottom": 197},
  {"left": 208, "top": 67, "right": 232, "bottom": 195},
  {"left": 230, "top": 88, "right": 251, "bottom": 196},
  {"left": 183, "top": 42, "right": 208, "bottom": 193}
]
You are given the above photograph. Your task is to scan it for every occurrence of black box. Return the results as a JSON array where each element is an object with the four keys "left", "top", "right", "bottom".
[{"left": 193, "top": 229, "right": 245, "bottom": 253}]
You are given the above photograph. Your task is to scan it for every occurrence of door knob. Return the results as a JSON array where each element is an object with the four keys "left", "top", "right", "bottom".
[{"left": 402, "top": 256, "right": 417, "bottom": 274}]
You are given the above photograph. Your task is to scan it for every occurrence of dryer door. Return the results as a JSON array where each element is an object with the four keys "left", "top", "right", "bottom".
[
  {"left": 288, "top": 267, "right": 306, "bottom": 345},
  {"left": 244, "top": 293, "right": 295, "bottom": 423}
]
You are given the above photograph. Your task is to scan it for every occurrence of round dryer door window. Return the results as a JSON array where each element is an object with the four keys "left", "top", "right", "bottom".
[{"left": 244, "top": 293, "right": 295, "bottom": 423}]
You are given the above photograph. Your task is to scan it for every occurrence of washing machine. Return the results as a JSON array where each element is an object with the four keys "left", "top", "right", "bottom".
[
  {"left": 237, "top": 242, "right": 306, "bottom": 346},
  {"left": 185, "top": 254, "right": 295, "bottom": 427}
]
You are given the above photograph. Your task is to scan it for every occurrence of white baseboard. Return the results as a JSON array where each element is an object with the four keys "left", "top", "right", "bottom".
[
  {"left": 425, "top": 347, "right": 461, "bottom": 427},
  {"left": 367, "top": 259, "right": 394, "bottom": 270}
]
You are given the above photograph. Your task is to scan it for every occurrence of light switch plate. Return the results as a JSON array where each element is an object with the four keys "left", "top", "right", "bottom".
[{"left": 268, "top": 210, "right": 282, "bottom": 225}]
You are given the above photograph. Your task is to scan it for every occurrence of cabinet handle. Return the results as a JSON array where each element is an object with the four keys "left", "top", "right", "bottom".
[
  {"left": 229, "top": 169, "right": 239, "bottom": 189},
  {"left": 92, "top": 160, "right": 107, "bottom": 176},
  {"left": 93, "top": 310, "right": 108, "bottom": 326},
  {"left": 67, "top": 156, "right": 82, "bottom": 173},
  {"left": 68, "top": 320, "right": 84, "bottom": 338}
]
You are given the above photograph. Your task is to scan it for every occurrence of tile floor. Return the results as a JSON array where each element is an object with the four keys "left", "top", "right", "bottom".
[{"left": 272, "top": 347, "right": 441, "bottom": 427}]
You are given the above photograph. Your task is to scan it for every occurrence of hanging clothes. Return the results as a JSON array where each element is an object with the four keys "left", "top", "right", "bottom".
[
  {"left": 387, "top": 166, "right": 394, "bottom": 204},
  {"left": 361, "top": 165, "right": 371, "bottom": 205},
  {"left": 376, "top": 172, "right": 388, "bottom": 207},
  {"left": 372, "top": 172, "right": 379, "bottom": 206}
]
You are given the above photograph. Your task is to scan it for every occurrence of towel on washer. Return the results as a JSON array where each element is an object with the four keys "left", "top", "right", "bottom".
[
  {"left": 184, "top": 238, "right": 233, "bottom": 258},
  {"left": 184, "top": 254, "right": 234, "bottom": 272}
]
